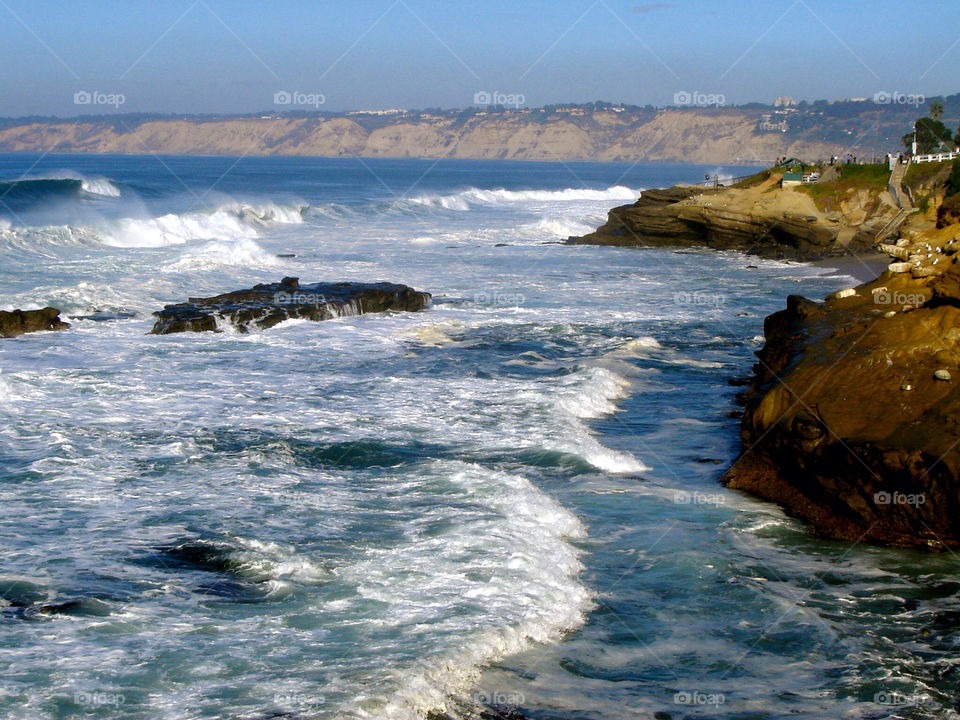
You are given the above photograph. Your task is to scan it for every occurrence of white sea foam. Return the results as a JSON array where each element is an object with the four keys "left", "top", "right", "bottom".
[
  {"left": 556, "top": 366, "right": 631, "bottom": 419},
  {"left": 229, "top": 538, "right": 330, "bottom": 583},
  {"left": 528, "top": 215, "right": 597, "bottom": 238},
  {"left": 103, "top": 203, "right": 301, "bottom": 248},
  {"left": 163, "top": 237, "right": 281, "bottom": 270},
  {"left": 79, "top": 177, "right": 121, "bottom": 198},
  {"left": 346, "top": 461, "right": 592, "bottom": 720},
  {"left": 407, "top": 185, "right": 641, "bottom": 211}
]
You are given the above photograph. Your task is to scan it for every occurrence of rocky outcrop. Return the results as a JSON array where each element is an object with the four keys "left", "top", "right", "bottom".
[
  {"left": 568, "top": 180, "right": 894, "bottom": 260},
  {"left": 722, "top": 225, "right": 960, "bottom": 549},
  {"left": 151, "top": 277, "right": 431, "bottom": 334},
  {"left": 0, "top": 307, "right": 69, "bottom": 338}
]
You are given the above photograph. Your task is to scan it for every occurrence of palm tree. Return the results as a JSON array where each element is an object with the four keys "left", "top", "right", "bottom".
[{"left": 930, "top": 101, "right": 944, "bottom": 121}]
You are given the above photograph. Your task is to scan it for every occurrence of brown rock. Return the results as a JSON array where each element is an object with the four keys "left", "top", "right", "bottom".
[{"left": 0, "top": 307, "right": 69, "bottom": 338}]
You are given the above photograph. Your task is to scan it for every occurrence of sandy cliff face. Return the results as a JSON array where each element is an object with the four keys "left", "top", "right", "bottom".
[
  {"left": 568, "top": 175, "right": 896, "bottom": 259},
  {"left": 0, "top": 110, "right": 853, "bottom": 163}
]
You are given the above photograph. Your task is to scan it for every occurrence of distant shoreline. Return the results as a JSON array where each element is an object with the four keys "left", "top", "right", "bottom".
[{"left": 0, "top": 102, "right": 924, "bottom": 165}]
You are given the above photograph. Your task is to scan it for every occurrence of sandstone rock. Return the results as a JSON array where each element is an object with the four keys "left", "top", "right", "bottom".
[
  {"left": 0, "top": 307, "right": 69, "bottom": 338},
  {"left": 828, "top": 288, "right": 856, "bottom": 300},
  {"left": 567, "top": 184, "right": 856, "bottom": 260},
  {"left": 722, "top": 271, "right": 960, "bottom": 549},
  {"left": 888, "top": 262, "right": 912, "bottom": 273},
  {"left": 877, "top": 243, "right": 909, "bottom": 260}
]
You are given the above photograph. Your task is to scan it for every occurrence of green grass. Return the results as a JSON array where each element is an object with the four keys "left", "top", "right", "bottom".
[
  {"left": 904, "top": 159, "right": 952, "bottom": 190},
  {"left": 835, "top": 162, "right": 890, "bottom": 186},
  {"left": 795, "top": 163, "right": 889, "bottom": 211},
  {"left": 730, "top": 168, "right": 771, "bottom": 189}
]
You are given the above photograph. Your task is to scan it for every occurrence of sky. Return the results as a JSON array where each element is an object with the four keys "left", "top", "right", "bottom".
[{"left": 0, "top": 0, "right": 956, "bottom": 116}]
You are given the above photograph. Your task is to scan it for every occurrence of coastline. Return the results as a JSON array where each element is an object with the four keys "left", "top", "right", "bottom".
[
  {"left": 810, "top": 251, "right": 889, "bottom": 283},
  {"left": 572, "top": 170, "right": 960, "bottom": 549}
]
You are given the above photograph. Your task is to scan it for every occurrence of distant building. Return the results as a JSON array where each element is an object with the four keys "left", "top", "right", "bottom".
[
  {"left": 758, "top": 113, "right": 789, "bottom": 132},
  {"left": 774, "top": 96, "right": 796, "bottom": 108},
  {"left": 781, "top": 171, "right": 803, "bottom": 187},
  {"left": 346, "top": 109, "right": 406, "bottom": 116}
]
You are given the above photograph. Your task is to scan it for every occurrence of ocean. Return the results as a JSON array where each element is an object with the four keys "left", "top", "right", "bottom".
[{"left": 0, "top": 154, "right": 956, "bottom": 720}]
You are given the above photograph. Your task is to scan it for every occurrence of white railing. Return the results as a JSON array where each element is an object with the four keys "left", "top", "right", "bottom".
[{"left": 912, "top": 151, "right": 959, "bottom": 164}]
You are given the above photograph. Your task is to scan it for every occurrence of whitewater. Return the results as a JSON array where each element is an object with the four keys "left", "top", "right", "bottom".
[{"left": 1, "top": 154, "right": 958, "bottom": 720}]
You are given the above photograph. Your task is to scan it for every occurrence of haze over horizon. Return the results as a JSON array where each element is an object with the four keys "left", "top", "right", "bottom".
[{"left": 2, "top": 0, "right": 956, "bottom": 116}]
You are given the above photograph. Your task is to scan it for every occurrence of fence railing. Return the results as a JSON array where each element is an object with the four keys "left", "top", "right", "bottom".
[{"left": 912, "top": 151, "right": 959, "bottom": 164}]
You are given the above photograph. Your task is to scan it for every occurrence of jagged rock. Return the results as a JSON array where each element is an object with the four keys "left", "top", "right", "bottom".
[
  {"left": 722, "top": 270, "right": 960, "bottom": 549},
  {"left": 151, "top": 278, "right": 431, "bottom": 334},
  {"left": 0, "top": 307, "right": 69, "bottom": 338}
]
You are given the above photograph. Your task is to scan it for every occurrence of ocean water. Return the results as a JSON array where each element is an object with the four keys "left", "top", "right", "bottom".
[{"left": 0, "top": 154, "right": 957, "bottom": 720}]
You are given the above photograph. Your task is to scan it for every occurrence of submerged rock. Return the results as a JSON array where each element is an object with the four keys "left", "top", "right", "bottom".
[
  {"left": 0, "top": 307, "right": 69, "bottom": 338},
  {"left": 151, "top": 277, "right": 431, "bottom": 334}
]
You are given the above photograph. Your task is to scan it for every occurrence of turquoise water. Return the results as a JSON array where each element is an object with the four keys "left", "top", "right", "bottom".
[{"left": 0, "top": 155, "right": 956, "bottom": 720}]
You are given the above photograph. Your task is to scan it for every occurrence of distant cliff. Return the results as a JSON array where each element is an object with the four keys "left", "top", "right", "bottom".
[{"left": 0, "top": 97, "right": 948, "bottom": 163}]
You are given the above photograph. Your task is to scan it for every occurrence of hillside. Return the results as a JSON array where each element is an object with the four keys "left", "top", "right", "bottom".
[{"left": 0, "top": 96, "right": 956, "bottom": 163}]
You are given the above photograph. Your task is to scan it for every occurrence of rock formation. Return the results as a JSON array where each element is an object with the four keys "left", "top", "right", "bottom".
[
  {"left": 568, "top": 175, "right": 895, "bottom": 259},
  {"left": 722, "top": 224, "right": 960, "bottom": 548},
  {"left": 151, "top": 277, "right": 431, "bottom": 334},
  {"left": 0, "top": 307, "right": 69, "bottom": 338}
]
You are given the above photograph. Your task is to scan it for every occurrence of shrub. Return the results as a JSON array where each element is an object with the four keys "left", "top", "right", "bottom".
[
  {"left": 948, "top": 158, "right": 960, "bottom": 197},
  {"left": 937, "top": 193, "right": 960, "bottom": 228}
]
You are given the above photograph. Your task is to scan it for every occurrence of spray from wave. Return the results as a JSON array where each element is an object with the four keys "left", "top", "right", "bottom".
[{"left": 405, "top": 185, "right": 641, "bottom": 212}]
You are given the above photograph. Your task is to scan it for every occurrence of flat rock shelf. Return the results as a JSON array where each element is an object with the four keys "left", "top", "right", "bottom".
[{"left": 150, "top": 277, "right": 432, "bottom": 334}]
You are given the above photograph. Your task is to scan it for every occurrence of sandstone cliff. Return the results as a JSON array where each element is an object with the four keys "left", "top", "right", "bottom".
[
  {"left": 0, "top": 106, "right": 905, "bottom": 164},
  {"left": 723, "top": 223, "right": 960, "bottom": 548},
  {"left": 567, "top": 171, "right": 897, "bottom": 260}
]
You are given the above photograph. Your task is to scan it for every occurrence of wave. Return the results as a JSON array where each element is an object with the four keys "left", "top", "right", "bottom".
[
  {"left": 526, "top": 213, "right": 605, "bottom": 238},
  {"left": 344, "top": 460, "right": 592, "bottom": 720},
  {"left": 0, "top": 201, "right": 306, "bottom": 253},
  {"left": 104, "top": 201, "right": 305, "bottom": 248},
  {"left": 0, "top": 171, "right": 121, "bottom": 202},
  {"left": 162, "top": 237, "right": 282, "bottom": 270},
  {"left": 404, "top": 185, "right": 641, "bottom": 212}
]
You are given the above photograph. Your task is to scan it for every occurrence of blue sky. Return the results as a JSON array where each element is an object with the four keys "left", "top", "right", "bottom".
[{"left": 1, "top": 0, "right": 956, "bottom": 115}]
